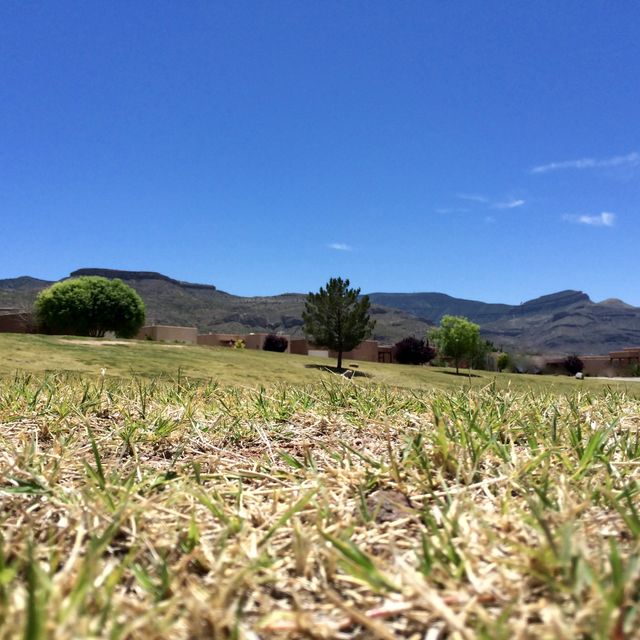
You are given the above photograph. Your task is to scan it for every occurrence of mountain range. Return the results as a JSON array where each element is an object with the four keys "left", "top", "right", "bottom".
[{"left": 1, "top": 268, "right": 639, "bottom": 355}]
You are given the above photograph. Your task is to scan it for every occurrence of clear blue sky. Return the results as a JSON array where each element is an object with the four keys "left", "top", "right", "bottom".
[{"left": 2, "top": 1, "right": 639, "bottom": 303}]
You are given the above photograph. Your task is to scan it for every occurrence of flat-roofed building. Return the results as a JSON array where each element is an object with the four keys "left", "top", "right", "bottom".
[{"left": 137, "top": 325, "right": 198, "bottom": 344}]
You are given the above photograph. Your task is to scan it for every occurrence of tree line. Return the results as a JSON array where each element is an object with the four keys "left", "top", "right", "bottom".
[
  {"left": 301, "top": 276, "right": 485, "bottom": 373},
  {"left": 33, "top": 274, "right": 495, "bottom": 374}
]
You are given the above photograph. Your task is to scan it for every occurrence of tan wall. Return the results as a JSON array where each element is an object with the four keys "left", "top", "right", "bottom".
[
  {"left": 290, "top": 338, "right": 390, "bottom": 363},
  {"left": 289, "top": 338, "right": 309, "bottom": 355},
  {"left": 197, "top": 333, "right": 239, "bottom": 347},
  {"left": 331, "top": 340, "right": 380, "bottom": 363},
  {"left": 581, "top": 356, "right": 615, "bottom": 377},
  {"left": 546, "top": 354, "right": 631, "bottom": 377},
  {"left": 138, "top": 325, "right": 198, "bottom": 344},
  {"left": 609, "top": 348, "right": 640, "bottom": 360},
  {"left": 196, "top": 333, "right": 388, "bottom": 364},
  {"left": 0, "top": 312, "right": 37, "bottom": 334},
  {"left": 244, "top": 333, "right": 266, "bottom": 350},
  {"left": 609, "top": 348, "right": 640, "bottom": 374},
  {"left": 198, "top": 332, "right": 291, "bottom": 352}
]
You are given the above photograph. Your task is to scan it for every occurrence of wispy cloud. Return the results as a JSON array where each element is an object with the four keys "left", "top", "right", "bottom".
[
  {"left": 455, "top": 194, "right": 525, "bottom": 210},
  {"left": 563, "top": 212, "right": 616, "bottom": 227},
  {"left": 328, "top": 242, "right": 352, "bottom": 251},
  {"left": 492, "top": 199, "right": 525, "bottom": 209},
  {"left": 436, "top": 207, "right": 469, "bottom": 214},
  {"left": 532, "top": 152, "right": 640, "bottom": 174},
  {"left": 456, "top": 193, "right": 489, "bottom": 203}
]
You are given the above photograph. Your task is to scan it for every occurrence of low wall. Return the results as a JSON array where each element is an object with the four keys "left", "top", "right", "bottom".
[
  {"left": 197, "top": 333, "right": 389, "bottom": 363},
  {"left": 137, "top": 325, "right": 198, "bottom": 344},
  {"left": 0, "top": 312, "right": 37, "bottom": 334},
  {"left": 581, "top": 356, "right": 616, "bottom": 377},
  {"left": 289, "top": 338, "right": 309, "bottom": 355},
  {"left": 289, "top": 338, "right": 389, "bottom": 363},
  {"left": 244, "top": 333, "right": 267, "bottom": 350},
  {"left": 546, "top": 355, "right": 624, "bottom": 377},
  {"left": 198, "top": 333, "right": 238, "bottom": 347},
  {"left": 198, "top": 332, "right": 292, "bottom": 352},
  {"left": 329, "top": 340, "right": 380, "bottom": 363}
]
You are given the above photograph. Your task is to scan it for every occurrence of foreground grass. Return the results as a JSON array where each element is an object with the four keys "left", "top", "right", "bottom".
[
  {"left": 0, "top": 333, "right": 636, "bottom": 395},
  {"left": 1, "top": 371, "right": 639, "bottom": 638}
]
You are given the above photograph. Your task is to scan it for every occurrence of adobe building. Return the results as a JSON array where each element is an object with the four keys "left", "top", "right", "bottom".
[
  {"left": 0, "top": 311, "right": 37, "bottom": 334},
  {"left": 198, "top": 332, "right": 395, "bottom": 364},
  {"left": 545, "top": 347, "right": 640, "bottom": 377},
  {"left": 252, "top": 335, "right": 397, "bottom": 363},
  {"left": 198, "top": 332, "right": 291, "bottom": 351},
  {"left": 137, "top": 325, "right": 198, "bottom": 344},
  {"left": 608, "top": 348, "right": 640, "bottom": 374},
  {"left": 328, "top": 340, "right": 380, "bottom": 363}
]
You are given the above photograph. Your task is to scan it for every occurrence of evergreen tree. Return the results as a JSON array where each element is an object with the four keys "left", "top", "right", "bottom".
[{"left": 302, "top": 277, "right": 375, "bottom": 370}]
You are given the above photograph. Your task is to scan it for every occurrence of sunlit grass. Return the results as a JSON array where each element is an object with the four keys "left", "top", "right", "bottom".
[
  {"left": 1, "top": 371, "right": 639, "bottom": 638},
  {"left": 0, "top": 332, "right": 637, "bottom": 395}
]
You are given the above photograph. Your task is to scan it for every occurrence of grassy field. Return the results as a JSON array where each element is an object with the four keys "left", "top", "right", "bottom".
[
  {"left": 0, "top": 333, "right": 637, "bottom": 394},
  {"left": 1, "top": 335, "right": 640, "bottom": 638}
]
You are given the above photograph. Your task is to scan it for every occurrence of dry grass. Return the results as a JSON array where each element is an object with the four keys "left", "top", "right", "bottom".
[
  {"left": 1, "top": 372, "right": 639, "bottom": 639},
  {"left": 3, "top": 333, "right": 639, "bottom": 394}
]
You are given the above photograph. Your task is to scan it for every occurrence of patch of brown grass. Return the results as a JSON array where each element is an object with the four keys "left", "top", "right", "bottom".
[{"left": 1, "top": 373, "right": 639, "bottom": 638}]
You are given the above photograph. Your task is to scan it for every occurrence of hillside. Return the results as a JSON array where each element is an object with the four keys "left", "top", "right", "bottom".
[
  {"left": 0, "top": 269, "right": 431, "bottom": 345},
  {"left": 2, "top": 269, "right": 640, "bottom": 353},
  {"left": 369, "top": 290, "right": 640, "bottom": 354}
]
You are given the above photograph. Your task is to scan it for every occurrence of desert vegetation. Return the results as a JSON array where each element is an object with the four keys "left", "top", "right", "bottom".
[
  {"left": 564, "top": 355, "right": 585, "bottom": 376},
  {"left": 394, "top": 337, "right": 436, "bottom": 366},
  {"left": 35, "top": 276, "right": 146, "bottom": 338},
  {"left": 1, "top": 362, "right": 639, "bottom": 638},
  {"left": 263, "top": 334, "right": 289, "bottom": 353}
]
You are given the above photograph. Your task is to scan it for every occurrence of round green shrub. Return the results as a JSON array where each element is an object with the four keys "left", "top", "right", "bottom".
[{"left": 35, "top": 276, "right": 146, "bottom": 338}]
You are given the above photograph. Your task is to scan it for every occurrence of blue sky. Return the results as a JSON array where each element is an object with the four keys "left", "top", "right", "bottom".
[{"left": 1, "top": 1, "right": 639, "bottom": 304}]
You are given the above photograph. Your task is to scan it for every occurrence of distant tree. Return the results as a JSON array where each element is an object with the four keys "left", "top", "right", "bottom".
[
  {"left": 563, "top": 355, "right": 584, "bottom": 375},
  {"left": 430, "top": 315, "right": 481, "bottom": 374},
  {"left": 35, "top": 276, "right": 146, "bottom": 338},
  {"left": 470, "top": 339, "right": 494, "bottom": 370},
  {"left": 497, "top": 352, "right": 511, "bottom": 373},
  {"left": 394, "top": 337, "right": 436, "bottom": 365},
  {"left": 302, "top": 277, "right": 375, "bottom": 370},
  {"left": 263, "top": 334, "right": 288, "bottom": 352}
]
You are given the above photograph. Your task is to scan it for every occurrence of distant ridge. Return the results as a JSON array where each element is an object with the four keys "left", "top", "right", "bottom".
[
  {"left": 0, "top": 276, "right": 54, "bottom": 291},
  {"left": 70, "top": 268, "right": 217, "bottom": 291},
  {"left": 2, "top": 268, "right": 640, "bottom": 354}
]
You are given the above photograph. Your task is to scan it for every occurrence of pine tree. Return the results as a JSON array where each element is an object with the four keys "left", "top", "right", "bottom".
[{"left": 302, "top": 277, "right": 375, "bottom": 370}]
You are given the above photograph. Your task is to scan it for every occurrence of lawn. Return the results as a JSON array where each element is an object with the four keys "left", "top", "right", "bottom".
[
  {"left": 0, "top": 333, "right": 636, "bottom": 394},
  {"left": 0, "top": 334, "right": 639, "bottom": 638}
]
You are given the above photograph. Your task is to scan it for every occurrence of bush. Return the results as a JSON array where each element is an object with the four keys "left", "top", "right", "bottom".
[
  {"left": 497, "top": 353, "right": 511, "bottom": 373},
  {"left": 35, "top": 277, "right": 145, "bottom": 338},
  {"left": 394, "top": 337, "right": 436, "bottom": 365},
  {"left": 563, "top": 355, "right": 584, "bottom": 375},
  {"left": 263, "top": 334, "right": 288, "bottom": 352}
]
